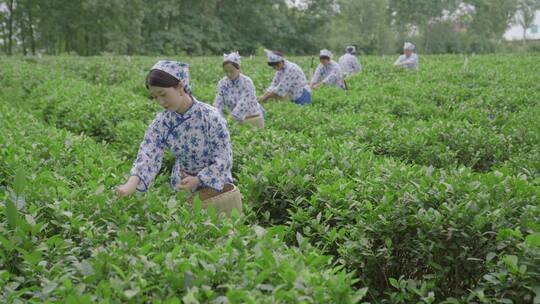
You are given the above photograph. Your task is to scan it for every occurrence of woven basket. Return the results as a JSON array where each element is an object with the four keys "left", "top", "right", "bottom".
[
  {"left": 278, "top": 94, "right": 291, "bottom": 101},
  {"left": 191, "top": 183, "right": 242, "bottom": 216},
  {"left": 243, "top": 114, "right": 265, "bottom": 129}
]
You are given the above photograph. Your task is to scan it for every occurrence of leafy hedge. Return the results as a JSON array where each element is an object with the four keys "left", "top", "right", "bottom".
[
  {"left": 0, "top": 102, "right": 364, "bottom": 303},
  {"left": 1, "top": 54, "right": 539, "bottom": 303}
]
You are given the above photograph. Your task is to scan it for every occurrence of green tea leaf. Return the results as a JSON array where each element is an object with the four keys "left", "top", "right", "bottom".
[
  {"left": 14, "top": 167, "right": 27, "bottom": 197},
  {"left": 525, "top": 233, "right": 540, "bottom": 247},
  {"left": 5, "top": 199, "right": 19, "bottom": 229}
]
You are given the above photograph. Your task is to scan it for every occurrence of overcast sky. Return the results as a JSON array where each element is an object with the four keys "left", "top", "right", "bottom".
[{"left": 504, "top": 10, "right": 540, "bottom": 40}]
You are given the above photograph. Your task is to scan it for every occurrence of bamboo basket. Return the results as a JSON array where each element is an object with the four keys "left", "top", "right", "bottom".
[
  {"left": 243, "top": 114, "right": 265, "bottom": 129},
  {"left": 190, "top": 183, "right": 242, "bottom": 216}
]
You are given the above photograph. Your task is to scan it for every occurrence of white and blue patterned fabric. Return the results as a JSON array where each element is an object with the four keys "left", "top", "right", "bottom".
[
  {"left": 267, "top": 60, "right": 310, "bottom": 101},
  {"left": 319, "top": 49, "right": 333, "bottom": 58},
  {"left": 338, "top": 53, "right": 361, "bottom": 75},
  {"left": 311, "top": 60, "right": 346, "bottom": 89},
  {"left": 214, "top": 73, "right": 264, "bottom": 121},
  {"left": 151, "top": 60, "right": 191, "bottom": 92},
  {"left": 404, "top": 42, "right": 415, "bottom": 50},
  {"left": 264, "top": 49, "right": 285, "bottom": 63},
  {"left": 223, "top": 51, "right": 241, "bottom": 65},
  {"left": 394, "top": 53, "right": 419, "bottom": 70},
  {"left": 130, "top": 99, "right": 233, "bottom": 192}
]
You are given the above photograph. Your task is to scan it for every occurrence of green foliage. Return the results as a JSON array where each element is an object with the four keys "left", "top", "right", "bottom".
[
  {"left": 327, "top": 0, "right": 394, "bottom": 54},
  {"left": 0, "top": 93, "right": 361, "bottom": 303},
  {"left": 468, "top": 0, "right": 519, "bottom": 39},
  {"left": 0, "top": 54, "right": 539, "bottom": 302},
  {"left": 0, "top": 0, "right": 535, "bottom": 56},
  {"left": 0, "top": 0, "right": 339, "bottom": 56}
]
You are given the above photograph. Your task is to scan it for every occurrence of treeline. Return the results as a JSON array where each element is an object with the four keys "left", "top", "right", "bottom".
[
  {"left": 0, "top": 0, "right": 538, "bottom": 56},
  {"left": 329, "top": 0, "right": 540, "bottom": 54}
]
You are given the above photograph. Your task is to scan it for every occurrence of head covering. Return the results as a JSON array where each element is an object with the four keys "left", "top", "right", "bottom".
[
  {"left": 319, "top": 49, "right": 332, "bottom": 59},
  {"left": 404, "top": 42, "right": 415, "bottom": 51},
  {"left": 264, "top": 49, "right": 285, "bottom": 63},
  {"left": 223, "top": 51, "right": 241, "bottom": 66},
  {"left": 151, "top": 60, "right": 190, "bottom": 91},
  {"left": 346, "top": 46, "right": 356, "bottom": 54}
]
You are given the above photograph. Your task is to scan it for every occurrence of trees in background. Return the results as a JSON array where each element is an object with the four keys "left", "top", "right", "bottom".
[
  {"left": 0, "top": 0, "right": 338, "bottom": 55},
  {"left": 326, "top": 0, "right": 393, "bottom": 55},
  {"left": 328, "top": 0, "right": 524, "bottom": 54},
  {"left": 514, "top": 0, "right": 540, "bottom": 42},
  {"left": 0, "top": 0, "right": 535, "bottom": 55},
  {"left": 389, "top": 0, "right": 459, "bottom": 53}
]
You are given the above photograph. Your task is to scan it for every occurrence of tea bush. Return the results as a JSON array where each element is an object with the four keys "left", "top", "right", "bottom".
[
  {"left": 0, "top": 102, "right": 363, "bottom": 303},
  {"left": 1, "top": 53, "right": 539, "bottom": 303}
]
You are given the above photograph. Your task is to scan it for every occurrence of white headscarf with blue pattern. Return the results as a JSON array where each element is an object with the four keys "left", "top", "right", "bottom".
[
  {"left": 320, "top": 49, "right": 333, "bottom": 59},
  {"left": 264, "top": 49, "right": 285, "bottom": 63},
  {"left": 404, "top": 42, "right": 415, "bottom": 50},
  {"left": 223, "top": 51, "right": 241, "bottom": 65},
  {"left": 151, "top": 60, "right": 191, "bottom": 92}
]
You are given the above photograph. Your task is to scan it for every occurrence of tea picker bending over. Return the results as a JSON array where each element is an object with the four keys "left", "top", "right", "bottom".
[
  {"left": 259, "top": 49, "right": 312, "bottom": 105},
  {"left": 310, "top": 49, "right": 346, "bottom": 90},
  {"left": 338, "top": 45, "right": 361, "bottom": 76},
  {"left": 394, "top": 42, "right": 419, "bottom": 70},
  {"left": 116, "top": 60, "right": 241, "bottom": 215},
  {"left": 214, "top": 51, "right": 265, "bottom": 129}
]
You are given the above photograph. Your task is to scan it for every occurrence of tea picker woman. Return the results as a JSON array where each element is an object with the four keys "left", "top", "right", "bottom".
[
  {"left": 258, "top": 49, "right": 312, "bottom": 105},
  {"left": 310, "top": 49, "right": 346, "bottom": 90},
  {"left": 338, "top": 45, "right": 361, "bottom": 76},
  {"left": 214, "top": 51, "right": 265, "bottom": 128},
  {"left": 116, "top": 60, "right": 242, "bottom": 215},
  {"left": 393, "top": 42, "right": 419, "bottom": 70}
]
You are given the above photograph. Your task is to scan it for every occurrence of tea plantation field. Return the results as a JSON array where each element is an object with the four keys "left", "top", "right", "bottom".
[{"left": 1, "top": 54, "right": 539, "bottom": 303}]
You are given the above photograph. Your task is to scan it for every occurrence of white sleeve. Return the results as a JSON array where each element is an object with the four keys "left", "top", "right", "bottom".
[
  {"left": 311, "top": 65, "right": 322, "bottom": 84},
  {"left": 213, "top": 81, "right": 225, "bottom": 116}
]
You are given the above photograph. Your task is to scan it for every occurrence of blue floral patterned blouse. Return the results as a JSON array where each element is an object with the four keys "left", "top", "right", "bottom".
[
  {"left": 267, "top": 60, "right": 310, "bottom": 101},
  {"left": 311, "top": 60, "right": 346, "bottom": 89},
  {"left": 338, "top": 53, "right": 361, "bottom": 75},
  {"left": 130, "top": 98, "right": 233, "bottom": 192},
  {"left": 214, "top": 73, "right": 264, "bottom": 121}
]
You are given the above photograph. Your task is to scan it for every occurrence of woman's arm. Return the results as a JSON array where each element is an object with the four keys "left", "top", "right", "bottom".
[
  {"left": 214, "top": 81, "right": 226, "bottom": 116},
  {"left": 117, "top": 115, "right": 166, "bottom": 196}
]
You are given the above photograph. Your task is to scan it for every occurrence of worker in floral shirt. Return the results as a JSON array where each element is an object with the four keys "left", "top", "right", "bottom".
[
  {"left": 394, "top": 42, "right": 419, "bottom": 70},
  {"left": 259, "top": 49, "right": 312, "bottom": 105},
  {"left": 311, "top": 49, "right": 346, "bottom": 90},
  {"left": 338, "top": 45, "right": 361, "bottom": 76},
  {"left": 214, "top": 51, "right": 265, "bottom": 128},
  {"left": 117, "top": 60, "right": 240, "bottom": 215}
]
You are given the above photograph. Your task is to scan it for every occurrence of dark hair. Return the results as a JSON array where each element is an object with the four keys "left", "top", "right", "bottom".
[
  {"left": 267, "top": 61, "right": 282, "bottom": 67},
  {"left": 145, "top": 69, "right": 192, "bottom": 98},
  {"left": 319, "top": 55, "right": 330, "bottom": 60},
  {"left": 146, "top": 69, "right": 180, "bottom": 88},
  {"left": 223, "top": 61, "right": 240, "bottom": 69}
]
